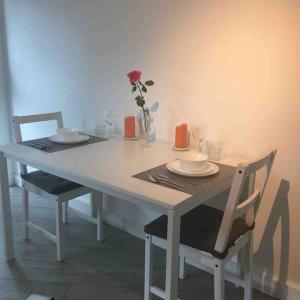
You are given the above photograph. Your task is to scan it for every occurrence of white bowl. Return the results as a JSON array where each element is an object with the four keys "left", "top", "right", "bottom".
[
  {"left": 179, "top": 152, "right": 208, "bottom": 172},
  {"left": 57, "top": 128, "right": 80, "bottom": 141}
]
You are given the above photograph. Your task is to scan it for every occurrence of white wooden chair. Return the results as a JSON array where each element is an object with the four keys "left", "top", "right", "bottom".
[
  {"left": 12, "top": 112, "right": 104, "bottom": 262},
  {"left": 144, "top": 150, "right": 277, "bottom": 300}
]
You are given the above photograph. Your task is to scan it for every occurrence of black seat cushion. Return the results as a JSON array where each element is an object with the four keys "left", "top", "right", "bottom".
[
  {"left": 21, "top": 170, "right": 82, "bottom": 195},
  {"left": 144, "top": 205, "right": 254, "bottom": 259}
]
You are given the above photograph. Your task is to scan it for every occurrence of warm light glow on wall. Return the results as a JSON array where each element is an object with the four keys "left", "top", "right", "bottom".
[{"left": 4, "top": 0, "right": 300, "bottom": 295}]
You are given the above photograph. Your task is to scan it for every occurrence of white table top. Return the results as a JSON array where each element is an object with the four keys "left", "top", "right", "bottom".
[{"left": 0, "top": 137, "right": 242, "bottom": 211}]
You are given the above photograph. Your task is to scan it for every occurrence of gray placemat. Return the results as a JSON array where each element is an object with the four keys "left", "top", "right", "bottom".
[
  {"left": 19, "top": 135, "right": 108, "bottom": 153},
  {"left": 133, "top": 162, "right": 236, "bottom": 195}
]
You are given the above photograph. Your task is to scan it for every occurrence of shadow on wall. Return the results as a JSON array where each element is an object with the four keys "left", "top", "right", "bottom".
[{"left": 255, "top": 179, "right": 290, "bottom": 298}]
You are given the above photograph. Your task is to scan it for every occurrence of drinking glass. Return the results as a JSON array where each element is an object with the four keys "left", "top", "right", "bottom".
[
  {"left": 190, "top": 126, "right": 206, "bottom": 151},
  {"left": 95, "top": 123, "right": 106, "bottom": 137},
  {"left": 104, "top": 111, "right": 117, "bottom": 138},
  {"left": 206, "top": 140, "right": 223, "bottom": 161}
]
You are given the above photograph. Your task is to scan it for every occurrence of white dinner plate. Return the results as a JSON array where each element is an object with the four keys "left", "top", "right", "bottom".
[
  {"left": 166, "top": 160, "right": 219, "bottom": 177},
  {"left": 49, "top": 134, "right": 90, "bottom": 144}
]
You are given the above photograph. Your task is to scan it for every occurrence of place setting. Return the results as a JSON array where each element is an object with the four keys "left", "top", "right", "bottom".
[
  {"left": 133, "top": 150, "right": 236, "bottom": 195},
  {"left": 167, "top": 152, "right": 220, "bottom": 177},
  {"left": 20, "top": 127, "right": 108, "bottom": 153}
]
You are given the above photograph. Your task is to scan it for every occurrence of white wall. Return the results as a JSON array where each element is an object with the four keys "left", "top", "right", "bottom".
[
  {"left": 0, "top": 0, "right": 13, "bottom": 184},
  {"left": 3, "top": 0, "right": 300, "bottom": 299},
  {"left": 0, "top": 1, "right": 10, "bottom": 144}
]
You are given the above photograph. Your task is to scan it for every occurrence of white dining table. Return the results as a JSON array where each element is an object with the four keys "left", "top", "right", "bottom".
[{"left": 0, "top": 136, "right": 239, "bottom": 300}]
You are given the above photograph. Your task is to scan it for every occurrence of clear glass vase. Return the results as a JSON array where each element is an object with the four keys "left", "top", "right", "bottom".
[{"left": 142, "top": 108, "right": 152, "bottom": 147}]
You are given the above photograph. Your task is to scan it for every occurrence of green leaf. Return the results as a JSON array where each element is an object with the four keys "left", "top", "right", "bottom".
[
  {"left": 131, "top": 82, "right": 136, "bottom": 86},
  {"left": 135, "top": 95, "right": 142, "bottom": 101},
  {"left": 145, "top": 80, "right": 155, "bottom": 86},
  {"left": 132, "top": 86, "right": 137, "bottom": 93},
  {"left": 138, "top": 81, "right": 147, "bottom": 93},
  {"left": 136, "top": 98, "right": 145, "bottom": 107}
]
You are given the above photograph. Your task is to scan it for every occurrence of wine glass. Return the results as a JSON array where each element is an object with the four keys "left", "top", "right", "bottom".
[
  {"left": 104, "top": 111, "right": 117, "bottom": 138},
  {"left": 190, "top": 125, "right": 206, "bottom": 151}
]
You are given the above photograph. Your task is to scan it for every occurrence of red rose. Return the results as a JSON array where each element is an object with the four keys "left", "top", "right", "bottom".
[{"left": 127, "top": 70, "right": 142, "bottom": 84}]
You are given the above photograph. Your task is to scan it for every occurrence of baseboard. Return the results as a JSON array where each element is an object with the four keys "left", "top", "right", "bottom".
[
  {"left": 103, "top": 211, "right": 144, "bottom": 239},
  {"left": 67, "top": 195, "right": 146, "bottom": 239},
  {"left": 253, "top": 273, "right": 300, "bottom": 300},
  {"left": 14, "top": 174, "right": 22, "bottom": 187},
  {"left": 185, "top": 257, "right": 299, "bottom": 300},
  {"left": 8, "top": 174, "right": 15, "bottom": 186}
]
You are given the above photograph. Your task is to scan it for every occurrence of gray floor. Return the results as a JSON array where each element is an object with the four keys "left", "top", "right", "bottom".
[{"left": 0, "top": 187, "right": 277, "bottom": 300}]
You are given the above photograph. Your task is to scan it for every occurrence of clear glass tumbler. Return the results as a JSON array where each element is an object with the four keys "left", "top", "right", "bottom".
[
  {"left": 95, "top": 123, "right": 106, "bottom": 137},
  {"left": 207, "top": 140, "right": 223, "bottom": 161}
]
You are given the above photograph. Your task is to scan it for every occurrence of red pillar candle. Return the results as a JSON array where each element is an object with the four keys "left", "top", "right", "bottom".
[
  {"left": 175, "top": 123, "right": 188, "bottom": 148},
  {"left": 124, "top": 116, "right": 136, "bottom": 138}
]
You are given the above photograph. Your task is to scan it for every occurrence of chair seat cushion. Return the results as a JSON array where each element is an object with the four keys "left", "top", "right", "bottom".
[
  {"left": 21, "top": 170, "right": 82, "bottom": 195},
  {"left": 144, "top": 205, "right": 254, "bottom": 259}
]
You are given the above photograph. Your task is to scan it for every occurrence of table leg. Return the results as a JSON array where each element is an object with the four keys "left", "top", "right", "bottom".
[
  {"left": 165, "top": 209, "right": 181, "bottom": 300},
  {"left": 90, "top": 192, "right": 98, "bottom": 218},
  {"left": 94, "top": 191, "right": 104, "bottom": 241},
  {"left": 0, "top": 152, "right": 14, "bottom": 261}
]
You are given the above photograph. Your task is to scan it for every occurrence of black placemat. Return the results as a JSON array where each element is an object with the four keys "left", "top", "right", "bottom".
[
  {"left": 133, "top": 162, "right": 236, "bottom": 195},
  {"left": 19, "top": 135, "right": 108, "bottom": 153}
]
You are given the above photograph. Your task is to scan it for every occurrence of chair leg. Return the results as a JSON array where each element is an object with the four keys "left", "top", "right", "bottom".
[
  {"left": 55, "top": 198, "right": 64, "bottom": 262},
  {"left": 95, "top": 191, "right": 104, "bottom": 241},
  {"left": 22, "top": 187, "right": 29, "bottom": 240},
  {"left": 214, "top": 258, "right": 225, "bottom": 300},
  {"left": 244, "top": 232, "right": 253, "bottom": 300},
  {"left": 179, "top": 256, "right": 186, "bottom": 280},
  {"left": 62, "top": 201, "right": 68, "bottom": 224},
  {"left": 144, "top": 234, "right": 153, "bottom": 300}
]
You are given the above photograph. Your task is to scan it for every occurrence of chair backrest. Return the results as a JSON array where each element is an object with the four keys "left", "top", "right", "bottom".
[
  {"left": 12, "top": 112, "right": 64, "bottom": 175},
  {"left": 214, "top": 150, "right": 277, "bottom": 253}
]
